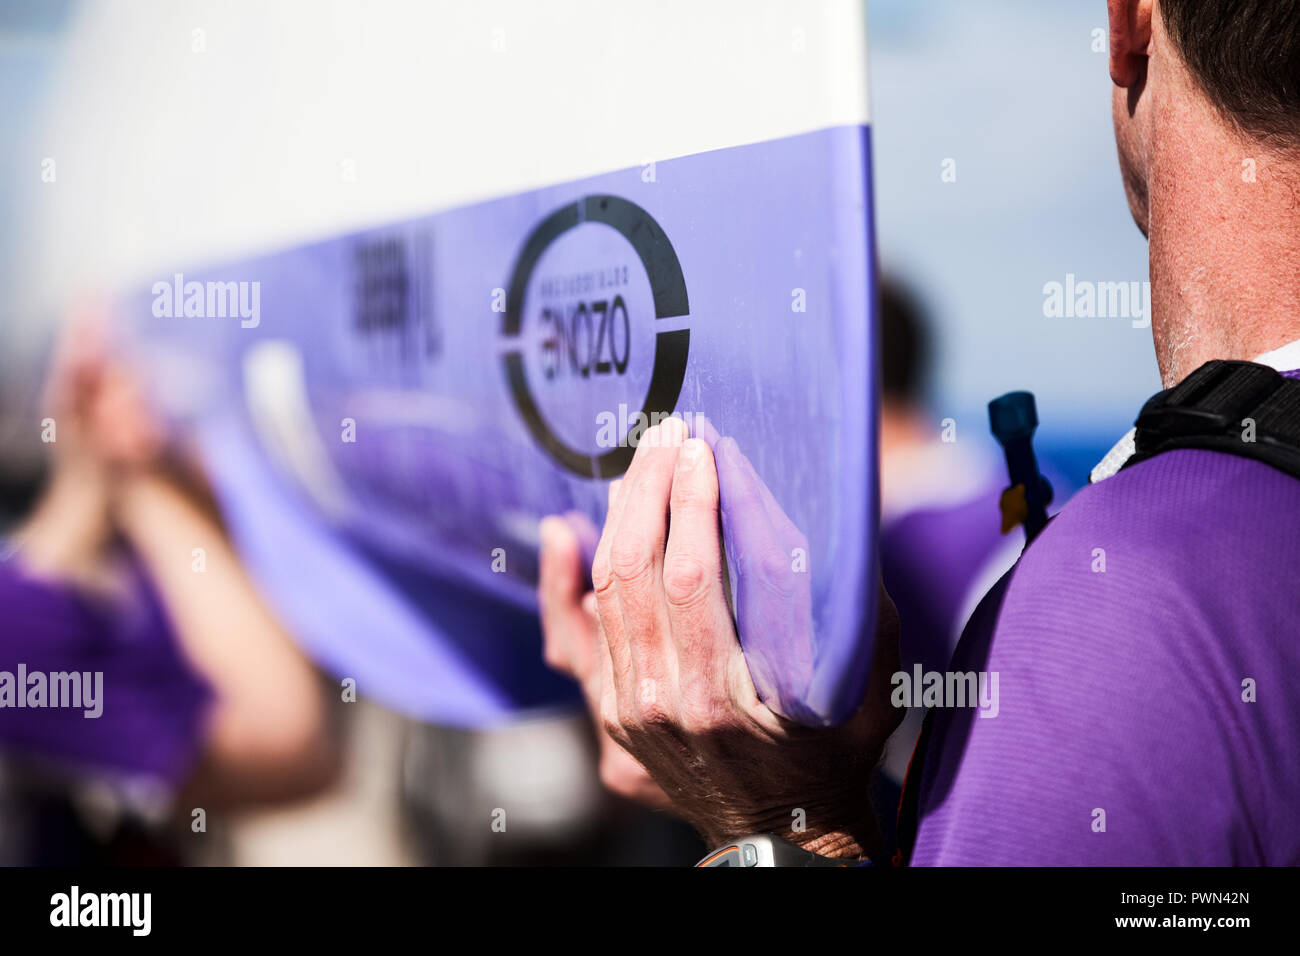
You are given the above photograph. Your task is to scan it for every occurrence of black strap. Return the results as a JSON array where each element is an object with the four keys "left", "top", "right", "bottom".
[
  {"left": 892, "top": 706, "right": 934, "bottom": 867},
  {"left": 1122, "top": 359, "right": 1300, "bottom": 479}
]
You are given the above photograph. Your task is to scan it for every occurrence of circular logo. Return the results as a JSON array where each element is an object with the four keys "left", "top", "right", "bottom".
[{"left": 501, "top": 195, "right": 690, "bottom": 478}]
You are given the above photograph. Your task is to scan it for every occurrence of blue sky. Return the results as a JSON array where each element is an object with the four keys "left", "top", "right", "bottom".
[
  {"left": 870, "top": 0, "right": 1159, "bottom": 463},
  {"left": 0, "top": 0, "right": 76, "bottom": 310}
]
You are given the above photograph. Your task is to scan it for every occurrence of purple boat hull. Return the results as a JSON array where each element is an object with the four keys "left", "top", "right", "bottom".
[{"left": 123, "top": 125, "right": 879, "bottom": 727}]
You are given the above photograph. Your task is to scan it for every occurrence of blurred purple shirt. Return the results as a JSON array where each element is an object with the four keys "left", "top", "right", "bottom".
[{"left": 0, "top": 553, "right": 211, "bottom": 785}]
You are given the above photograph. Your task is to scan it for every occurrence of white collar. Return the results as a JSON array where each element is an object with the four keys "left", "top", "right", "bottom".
[
  {"left": 1090, "top": 337, "right": 1300, "bottom": 484},
  {"left": 1251, "top": 337, "right": 1300, "bottom": 374}
]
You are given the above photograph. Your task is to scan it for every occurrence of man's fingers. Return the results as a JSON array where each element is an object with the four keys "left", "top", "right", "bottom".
[
  {"left": 609, "top": 419, "right": 687, "bottom": 713},
  {"left": 592, "top": 477, "right": 634, "bottom": 702},
  {"left": 722, "top": 436, "right": 805, "bottom": 546},
  {"left": 561, "top": 509, "right": 600, "bottom": 589},
  {"left": 663, "top": 437, "right": 739, "bottom": 711},
  {"left": 716, "top": 436, "right": 803, "bottom": 600},
  {"left": 537, "top": 515, "right": 589, "bottom": 678},
  {"left": 569, "top": 591, "right": 600, "bottom": 693},
  {"left": 712, "top": 436, "right": 813, "bottom": 712},
  {"left": 590, "top": 592, "right": 623, "bottom": 746},
  {"left": 590, "top": 478, "right": 625, "bottom": 604}
]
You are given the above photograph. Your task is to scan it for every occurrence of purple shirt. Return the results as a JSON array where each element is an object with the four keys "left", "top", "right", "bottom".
[
  {"left": 912, "top": 446, "right": 1300, "bottom": 865},
  {"left": 881, "top": 487, "right": 1007, "bottom": 678},
  {"left": 0, "top": 554, "right": 211, "bottom": 784}
]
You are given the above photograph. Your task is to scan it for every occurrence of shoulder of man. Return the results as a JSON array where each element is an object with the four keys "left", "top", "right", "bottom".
[{"left": 910, "top": 447, "right": 1300, "bottom": 865}]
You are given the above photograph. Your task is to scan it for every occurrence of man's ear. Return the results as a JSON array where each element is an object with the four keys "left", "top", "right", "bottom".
[{"left": 1107, "top": 0, "right": 1154, "bottom": 87}]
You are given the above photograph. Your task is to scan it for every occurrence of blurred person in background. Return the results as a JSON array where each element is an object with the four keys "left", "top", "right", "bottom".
[
  {"left": 0, "top": 314, "right": 339, "bottom": 864},
  {"left": 877, "top": 278, "right": 1016, "bottom": 680},
  {"left": 872, "top": 277, "right": 1017, "bottom": 853}
]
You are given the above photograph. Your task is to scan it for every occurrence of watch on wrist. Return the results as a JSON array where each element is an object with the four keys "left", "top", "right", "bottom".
[{"left": 694, "top": 834, "right": 865, "bottom": 867}]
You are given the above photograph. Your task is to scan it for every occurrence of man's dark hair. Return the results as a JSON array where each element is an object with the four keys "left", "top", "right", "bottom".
[
  {"left": 879, "top": 276, "right": 931, "bottom": 404},
  {"left": 1160, "top": 0, "right": 1300, "bottom": 148}
]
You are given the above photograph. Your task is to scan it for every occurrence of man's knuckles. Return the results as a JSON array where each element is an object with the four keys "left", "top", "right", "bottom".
[
  {"left": 662, "top": 551, "right": 716, "bottom": 609},
  {"left": 668, "top": 467, "right": 717, "bottom": 512},
  {"left": 677, "top": 696, "right": 741, "bottom": 740},
  {"left": 608, "top": 532, "right": 657, "bottom": 586},
  {"left": 600, "top": 708, "right": 628, "bottom": 748},
  {"left": 591, "top": 548, "right": 617, "bottom": 596}
]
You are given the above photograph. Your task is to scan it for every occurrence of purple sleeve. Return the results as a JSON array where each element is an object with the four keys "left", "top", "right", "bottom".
[
  {"left": 912, "top": 449, "right": 1300, "bottom": 865},
  {"left": 880, "top": 488, "right": 1006, "bottom": 676},
  {"left": 0, "top": 556, "right": 212, "bottom": 785}
]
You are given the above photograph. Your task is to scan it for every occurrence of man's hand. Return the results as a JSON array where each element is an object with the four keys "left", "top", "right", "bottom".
[
  {"left": 539, "top": 417, "right": 901, "bottom": 860},
  {"left": 538, "top": 512, "right": 673, "bottom": 810}
]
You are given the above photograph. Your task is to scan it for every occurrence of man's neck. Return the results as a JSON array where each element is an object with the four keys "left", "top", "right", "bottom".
[{"left": 1147, "top": 77, "right": 1300, "bottom": 384}]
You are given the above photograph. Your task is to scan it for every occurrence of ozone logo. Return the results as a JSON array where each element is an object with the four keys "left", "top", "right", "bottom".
[{"left": 501, "top": 195, "right": 690, "bottom": 478}]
